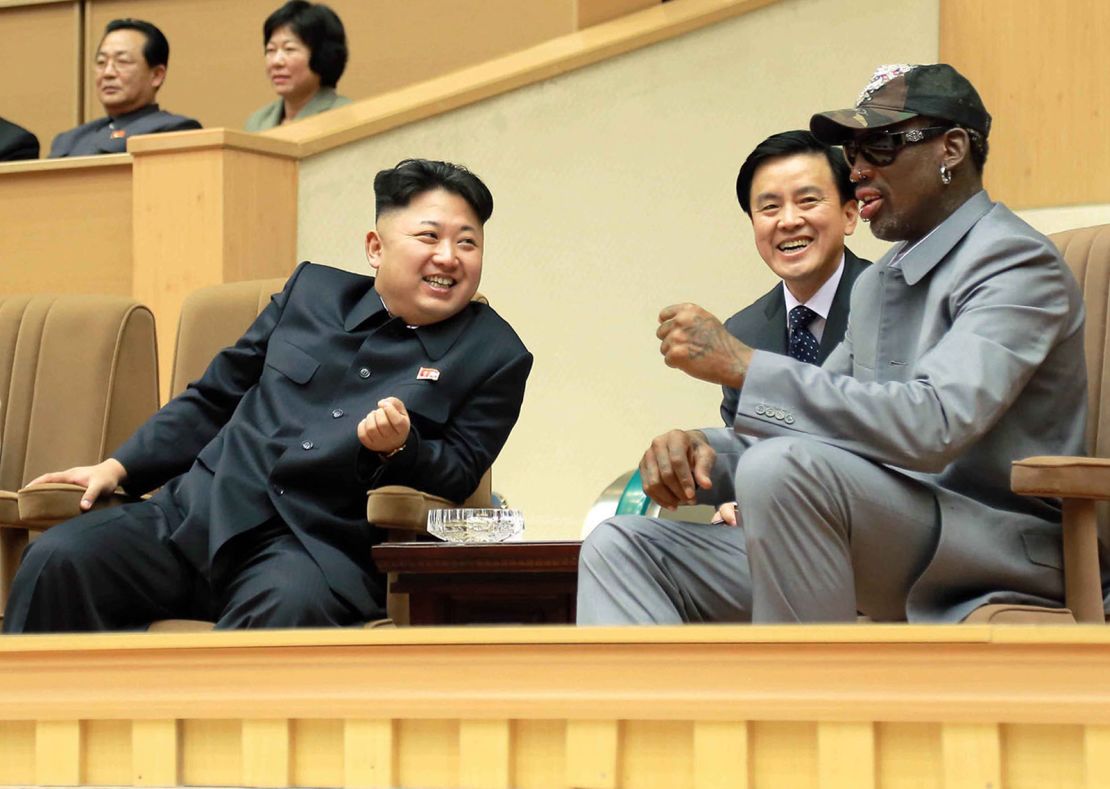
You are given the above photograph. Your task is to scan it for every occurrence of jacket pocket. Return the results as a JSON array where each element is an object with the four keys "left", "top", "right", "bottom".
[
  {"left": 391, "top": 381, "right": 451, "bottom": 425},
  {"left": 851, "top": 355, "right": 876, "bottom": 383},
  {"left": 265, "top": 339, "right": 320, "bottom": 384},
  {"left": 1021, "top": 529, "right": 1063, "bottom": 571}
]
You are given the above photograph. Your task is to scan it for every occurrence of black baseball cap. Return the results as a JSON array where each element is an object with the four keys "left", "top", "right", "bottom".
[{"left": 810, "top": 64, "right": 991, "bottom": 144}]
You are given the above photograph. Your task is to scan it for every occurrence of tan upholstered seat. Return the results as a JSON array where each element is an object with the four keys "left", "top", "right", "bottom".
[
  {"left": 992, "top": 223, "right": 1110, "bottom": 624},
  {"left": 0, "top": 294, "right": 159, "bottom": 609}
]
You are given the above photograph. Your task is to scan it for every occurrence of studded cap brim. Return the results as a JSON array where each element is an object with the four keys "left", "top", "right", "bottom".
[{"left": 809, "top": 106, "right": 920, "bottom": 144}]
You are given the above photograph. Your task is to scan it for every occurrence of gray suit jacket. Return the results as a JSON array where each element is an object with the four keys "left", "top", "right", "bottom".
[
  {"left": 719, "top": 249, "right": 869, "bottom": 425},
  {"left": 703, "top": 191, "right": 1089, "bottom": 622},
  {"left": 245, "top": 88, "right": 351, "bottom": 132},
  {"left": 49, "top": 104, "right": 201, "bottom": 157}
]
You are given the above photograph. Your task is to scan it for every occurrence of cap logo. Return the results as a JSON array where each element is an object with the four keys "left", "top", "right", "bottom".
[{"left": 856, "top": 64, "right": 917, "bottom": 106}]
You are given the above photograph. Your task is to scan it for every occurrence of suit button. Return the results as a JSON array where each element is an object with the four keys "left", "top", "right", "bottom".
[
  {"left": 331, "top": 408, "right": 344, "bottom": 418},
  {"left": 755, "top": 405, "right": 766, "bottom": 415},
  {"left": 785, "top": 415, "right": 795, "bottom": 425},
  {"left": 775, "top": 409, "right": 786, "bottom": 420},
  {"left": 359, "top": 368, "right": 371, "bottom": 379},
  {"left": 302, "top": 440, "right": 314, "bottom": 450}
]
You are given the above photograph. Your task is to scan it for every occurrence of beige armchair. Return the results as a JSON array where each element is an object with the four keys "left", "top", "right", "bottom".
[
  {"left": 971, "top": 223, "right": 1110, "bottom": 624},
  {"left": 0, "top": 294, "right": 159, "bottom": 610}
]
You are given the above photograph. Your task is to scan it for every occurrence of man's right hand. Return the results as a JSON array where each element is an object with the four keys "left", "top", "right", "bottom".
[
  {"left": 27, "top": 458, "right": 127, "bottom": 511},
  {"left": 639, "top": 429, "right": 716, "bottom": 510}
]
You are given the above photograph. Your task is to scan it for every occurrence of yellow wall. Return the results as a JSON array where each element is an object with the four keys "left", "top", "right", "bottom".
[{"left": 296, "top": 0, "right": 941, "bottom": 539}]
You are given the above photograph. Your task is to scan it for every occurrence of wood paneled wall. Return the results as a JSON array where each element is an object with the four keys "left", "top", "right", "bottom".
[
  {"left": 0, "top": 0, "right": 655, "bottom": 152},
  {"left": 0, "top": 131, "right": 297, "bottom": 398},
  {"left": 1, "top": 625, "right": 1109, "bottom": 788},
  {"left": 0, "top": 157, "right": 132, "bottom": 295},
  {"left": 0, "top": 2, "right": 82, "bottom": 154},
  {"left": 940, "top": 0, "right": 1110, "bottom": 209}
]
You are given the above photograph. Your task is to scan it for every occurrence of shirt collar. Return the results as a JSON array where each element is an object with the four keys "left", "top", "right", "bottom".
[
  {"left": 781, "top": 253, "right": 845, "bottom": 320},
  {"left": 107, "top": 103, "right": 161, "bottom": 125},
  {"left": 881, "top": 190, "right": 993, "bottom": 284},
  {"left": 344, "top": 279, "right": 476, "bottom": 360}
]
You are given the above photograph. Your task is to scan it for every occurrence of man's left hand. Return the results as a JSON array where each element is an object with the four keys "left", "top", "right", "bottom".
[
  {"left": 657, "top": 303, "right": 751, "bottom": 388},
  {"left": 358, "top": 397, "right": 410, "bottom": 455}
]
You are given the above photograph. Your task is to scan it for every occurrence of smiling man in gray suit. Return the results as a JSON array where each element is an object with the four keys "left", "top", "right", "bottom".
[{"left": 578, "top": 64, "right": 1091, "bottom": 624}]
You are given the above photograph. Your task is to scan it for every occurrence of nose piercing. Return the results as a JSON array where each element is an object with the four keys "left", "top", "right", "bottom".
[{"left": 854, "top": 169, "right": 864, "bottom": 180}]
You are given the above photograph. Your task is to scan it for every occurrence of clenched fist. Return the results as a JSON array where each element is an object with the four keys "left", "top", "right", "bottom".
[
  {"left": 657, "top": 303, "right": 751, "bottom": 388},
  {"left": 357, "top": 397, "right": 410, "bottom": 456}
]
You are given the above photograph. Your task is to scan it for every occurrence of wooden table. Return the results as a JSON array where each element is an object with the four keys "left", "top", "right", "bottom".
[{"left": 371, "top": 540, "right": 581, "bottom": 625}]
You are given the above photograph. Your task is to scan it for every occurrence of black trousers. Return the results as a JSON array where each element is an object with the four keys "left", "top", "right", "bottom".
[{"left": 3, "top": 501, "right": 364, "bottom": 632}]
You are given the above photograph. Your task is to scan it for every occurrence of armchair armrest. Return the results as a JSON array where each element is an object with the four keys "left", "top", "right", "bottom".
[
  {"left": 366, "top": 485, "right": 454, "bottom": 534},
  {"left": 1011, "top": 456, "right": 1107, "bottom": 624},
  {"left": 1012, "top": 456, "right": 1110, "bottom": 499},
  {"left": 17, "top": 483, "right": 139, "bottom": 528}
]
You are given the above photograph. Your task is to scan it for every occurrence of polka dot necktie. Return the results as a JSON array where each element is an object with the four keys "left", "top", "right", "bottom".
[{"left": 788, "top": 305, "right": 821, "bottom": 365}]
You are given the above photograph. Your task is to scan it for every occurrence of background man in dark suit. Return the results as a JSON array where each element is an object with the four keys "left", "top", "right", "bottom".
[
  {"left": 719, "top": 130, "right": 867, "bottom": 427},
  {"left": 0, "top": 117, "right": 38, "bottom": 161},
  {"left": 5, "top": 158, "right": 532, "bottom": 632},
  {"left": 49, "top": 19, "right": 200, "bottom": 157},
  {"left": 618, "top": 130, "right": 868, "bottom": 531}
]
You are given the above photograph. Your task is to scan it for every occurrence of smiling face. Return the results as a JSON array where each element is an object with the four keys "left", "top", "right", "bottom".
[
  {"left": 365, "top": 188, "right": 484, "bottom": 326},
  {"left": 264, "top": 25, "right": 320, "bottom": 102},
  {"left": 95, "top": 29, "right": 164, "bottom": 116},
  {"left": 850, "top": 118, "right": 953, "bottom": 243},
  {"left": 749, "top": 152, "right": 859, "bottom": 302}
]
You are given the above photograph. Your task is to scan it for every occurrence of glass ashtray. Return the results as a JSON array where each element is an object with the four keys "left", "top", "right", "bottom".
[{"left": 426, "top": 508, "right": 524, "bottom": 543}]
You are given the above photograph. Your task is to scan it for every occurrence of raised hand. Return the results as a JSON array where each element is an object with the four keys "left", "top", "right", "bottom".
[
  {"left": 357, "top": 396, "right": 411, "bottom": 455},
  {"left": 657, "top": 303, "right": 751, "bottom": 388}
]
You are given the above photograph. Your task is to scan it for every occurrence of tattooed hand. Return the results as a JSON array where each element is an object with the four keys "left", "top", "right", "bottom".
[
  {"left": 657, "top": 303, "right": 751, "bottom": 388},
  {"left": 639, "top": 429, "right": 716, "bottom": 509}
]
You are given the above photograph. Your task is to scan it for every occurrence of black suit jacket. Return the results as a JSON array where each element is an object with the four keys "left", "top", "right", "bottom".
[
  {"left": 49, "top": 103, "right": 201, "bottom": 157},
  {"left": 0, "top": 117, "right": 39, "bottom": 161},
  {"left": 719, "top": 249, "right": 869, "bottom": 425},
  {"left": 114, "top": 263, "right": 533, "bottom": 615}
]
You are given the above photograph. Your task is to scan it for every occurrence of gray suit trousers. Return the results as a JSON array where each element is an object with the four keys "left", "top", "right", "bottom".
[{"left": 577, "top": 436, "right": 941, "bottom": 624}]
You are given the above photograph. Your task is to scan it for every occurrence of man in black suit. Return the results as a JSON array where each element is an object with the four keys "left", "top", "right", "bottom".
[
  {"left": 5, "top": 158, "right": 532, "bottom": 632},
  {"left": 718, "top": 129, "right": 868, "bottom": 427},
  {"left": 49, "top": 19, "right": 200, "bottom": 157},
  {"left": 0, "top": 117, "right": 39, "bottom": 161}
]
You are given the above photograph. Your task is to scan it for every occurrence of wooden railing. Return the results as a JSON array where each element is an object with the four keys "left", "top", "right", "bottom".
[{"left": 1, "top": 624, "right": 1109, "bottom": 787}]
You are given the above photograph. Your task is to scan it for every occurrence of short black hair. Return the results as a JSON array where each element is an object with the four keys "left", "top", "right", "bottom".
[
  {"left": 953, "top": 124, "right": 989, "bottom": 173},
  {"left": 735, "top": 130, "right": 854, "bottom": 217},
  {"left": 102, "top": 19, "right": 169, "bottom": 69},
  {"left": 374, "top": 159, "right": 494, "bottom": 224},
  {"left": 263, "top": 1, "right": 347, "bottom": 89}
]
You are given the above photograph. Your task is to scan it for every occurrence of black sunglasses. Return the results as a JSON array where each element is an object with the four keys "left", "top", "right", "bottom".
[{"left": 842, "top": 126, "right": 951, "bottom": 167}]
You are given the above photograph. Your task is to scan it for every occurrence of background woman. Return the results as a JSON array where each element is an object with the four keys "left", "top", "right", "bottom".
[{"left": 245, "top": 1, "right": 349, "bottom": 131}]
